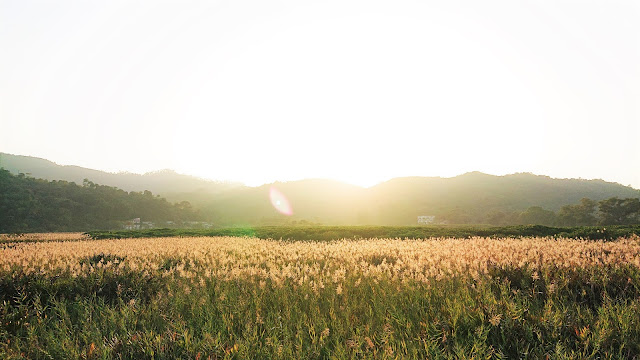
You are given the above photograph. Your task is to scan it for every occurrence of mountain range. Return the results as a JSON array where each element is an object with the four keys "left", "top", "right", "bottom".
[
  {"left": 2, "top": 152, "right": 638, "bottom": 226},
  {"left": 0, "top": 152, "right": 239, "bottom": 197}
]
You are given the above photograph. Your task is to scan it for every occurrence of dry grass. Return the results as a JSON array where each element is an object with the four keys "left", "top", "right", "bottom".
[
  {"left": 2, "top": 235, "right": 639, "bottom": 284},
  {"left": 3, "top": 234, "right": 640, "bottom": 358},
  {"left": 0, "top": 232, "right": 90, "bottom": 243}
]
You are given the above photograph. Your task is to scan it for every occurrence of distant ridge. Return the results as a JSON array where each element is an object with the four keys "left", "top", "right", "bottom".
[
  {"left": 0, "top": 152, "right": 241, "bottom": 196},
  {"left": 1, "top": 152, "right": 638, "bottom": 226}
]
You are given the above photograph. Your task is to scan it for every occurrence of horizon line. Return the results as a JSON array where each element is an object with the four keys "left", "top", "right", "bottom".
[{"left": 2, "top": 151, "right": 638, "bottom": 191}]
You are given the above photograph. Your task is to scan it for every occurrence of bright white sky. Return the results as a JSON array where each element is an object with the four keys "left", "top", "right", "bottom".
[{"left": 1, "top": 0, "right": 639, "bottom": 188}]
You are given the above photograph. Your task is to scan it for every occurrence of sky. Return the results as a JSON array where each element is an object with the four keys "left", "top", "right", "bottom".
[{"left": 1, "top": 0, "right": 639, "bottom": 188}]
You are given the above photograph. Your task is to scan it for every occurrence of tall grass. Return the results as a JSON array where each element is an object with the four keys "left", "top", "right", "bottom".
[{"left": 2, "top": 235, "right": 640, "bottom": 359}]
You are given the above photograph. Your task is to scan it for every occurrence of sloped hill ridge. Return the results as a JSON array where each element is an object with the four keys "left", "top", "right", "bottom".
[
  {"left": 1, "top": 153, "right": 638, "bottom": 226},
  {"left": 0, "top": 152, "right": 240, "bottom": 196}
]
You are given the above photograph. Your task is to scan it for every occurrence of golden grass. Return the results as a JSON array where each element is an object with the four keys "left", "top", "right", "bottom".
[
  {"left": 2, "top": 235, "right": 639, "bottom": 287},
  {"left": 0, "top": 232, "right": 90, "bottom": 242}
]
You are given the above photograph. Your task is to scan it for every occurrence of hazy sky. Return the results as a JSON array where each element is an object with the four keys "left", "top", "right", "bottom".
[{"left": 1, "top": 1, "right": 639, "bottom": 188}]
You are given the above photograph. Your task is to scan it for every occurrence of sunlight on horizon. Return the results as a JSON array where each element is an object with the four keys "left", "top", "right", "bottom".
[{"left": 1, "top": 1, "right": 638, "bottom": 189}]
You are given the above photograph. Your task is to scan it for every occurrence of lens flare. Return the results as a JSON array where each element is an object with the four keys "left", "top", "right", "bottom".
[{"left": 269, "top": 186, "right": 293, "bottom": 216}]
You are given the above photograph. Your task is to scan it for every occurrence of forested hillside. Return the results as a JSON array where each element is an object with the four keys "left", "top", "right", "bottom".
[
  {"left": 2, "top": 154, "right": 640, "bottom": 229},
  {"left": 197, "top": 175, "right": 639, "bottom": 226},
  {"left": 0, "top": 152, "right": 240, "bottom": 197},
  {"left": 366, "top": 172, "right": 640, "bottom": 225},
  {"left": 0, "top": 169, "right": 199, "bottom": 232}
]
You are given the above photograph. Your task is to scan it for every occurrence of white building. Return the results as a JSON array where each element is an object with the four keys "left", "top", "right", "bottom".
[
  {"left": 123, "top": 218, "right": 141, "bottom": 230},
  {"left": 417, "top": 215, "right": 436, "bottom": 225}
]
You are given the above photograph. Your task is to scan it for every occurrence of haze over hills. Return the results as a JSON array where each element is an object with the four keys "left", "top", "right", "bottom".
[
  {"left": 198, "top": 173, "right": 639, "bottom": 226},
  {"left": 0, "top": 152, "right": 241, "bottom": 197},
  {"left": 1, "top": 152, "right": 638, "bottom": 227}
]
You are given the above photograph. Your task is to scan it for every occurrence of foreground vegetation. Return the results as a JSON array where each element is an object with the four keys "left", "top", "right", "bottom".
[
  {"left": 2, "top": 234, "right": 640, "bottom": 358},
  {"left": 85, "top": 224, "right": 640, "bottom": 241}
]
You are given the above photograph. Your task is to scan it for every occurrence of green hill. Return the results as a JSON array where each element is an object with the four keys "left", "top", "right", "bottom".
[
  {"left": 364, "top": 172, "right": 639, "bottom": 225},
  {"left": 0, "top": 169, "right": 200, "bottom": 232},
  {"left": 0, "top": 152, "right": 240, "bottom": 198},
  {"left": 196, "top": 173, "right": 638, "bottom": 226},
  {"left": 2, "top": 153, "right": 638, "bottom": 228}
]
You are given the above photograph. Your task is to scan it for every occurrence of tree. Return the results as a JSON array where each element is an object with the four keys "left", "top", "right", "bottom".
[
  {"left": 0, "top": 170, "right": 202, "bottom": 232},
  {"left": 598, "top": 197, "right": 640, "bottom": 225},
  {"left": 438, "top": 207, "right": 472, "bottom": 225},
  {"left": 518, "top": 206, "right": 557, "bottom": 226},
  {"left": 557, "top": 198, "right": 597, "bottom": 226},
  {"left": 486, "top": 210, "right": 519, "bottom": 226}
]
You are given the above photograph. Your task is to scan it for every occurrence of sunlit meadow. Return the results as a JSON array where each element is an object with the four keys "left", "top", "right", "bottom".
[{"left": 2, "top": 234, "right": 640, "bottom": 358}]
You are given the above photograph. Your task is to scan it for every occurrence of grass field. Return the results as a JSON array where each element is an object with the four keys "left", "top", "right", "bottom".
[
  {"left": 85, "top": 224, "right": 640, "bottom": 241},
  {"left": 2, "top": 232, "right": 640, "bottom": 358}
]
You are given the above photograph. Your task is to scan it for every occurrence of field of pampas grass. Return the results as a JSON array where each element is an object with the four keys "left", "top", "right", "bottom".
[
  {"left": 0, "top": 232, "right": 90, "bottom": 243},
  {"left": 2, "top": 234, "right": 640, "bottom": 359}
]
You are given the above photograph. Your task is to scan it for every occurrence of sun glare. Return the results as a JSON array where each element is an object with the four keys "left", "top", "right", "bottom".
[{"left": 269, "top": 186, "right": 293, "bottom": 215}]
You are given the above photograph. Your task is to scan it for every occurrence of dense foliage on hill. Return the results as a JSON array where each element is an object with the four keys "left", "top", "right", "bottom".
[
  {"left": 487, "top": 197, "right": 640, "bottom": 227},
  {"left": 3, "top": 153, "right": 639, "bottom": 227},
  {"left": 0, "top": 152, "right": 239, "bottom": 196},
  {"left": 2, "top": 152, "right": 640, "bottom": 229},
  {"left": 0, "top": 169, "right": 199, "bottom": 232},
  {"left": 369, "top": 173, "right": 639, "bottom": 225},
  {"left": 196, "top": 175, "right": 639, "bottom": 226}
]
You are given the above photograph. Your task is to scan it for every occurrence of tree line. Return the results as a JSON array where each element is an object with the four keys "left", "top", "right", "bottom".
[
  {"left": 459, "top": 197, "right": 640, "bottom": 227},
  {"left": 0, "top": 169, "right": 200, "bottom": 232},
  {"left": 1, "top": 168, "right": 638, "bottom": 232}
]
